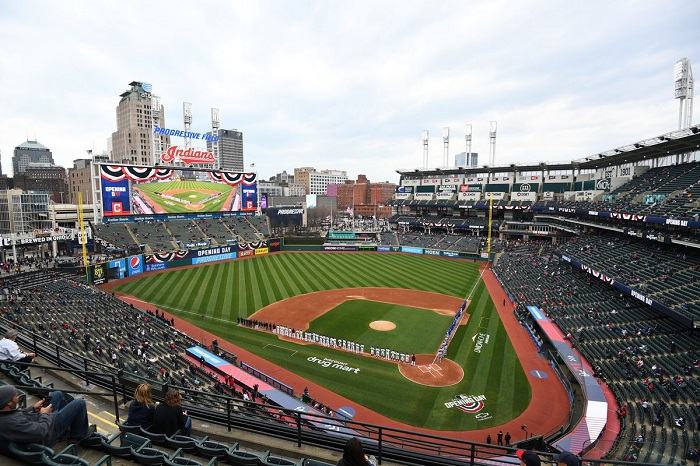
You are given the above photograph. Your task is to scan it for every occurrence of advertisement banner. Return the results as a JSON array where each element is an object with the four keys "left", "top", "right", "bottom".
[
  {"left": 377, "top": 246, "right": 392, "bottom": 252},
  {"left": 146, "top": 262, "right": 168, "bottom": 272},
  {"left": 512, "top": 192, "right": 537, "bottom": 201},
  {"left": 322, "top": 245, "right": 358, "bottom": 251},
  {"left": 127, "top": 254, "right": 144, "bottom": 276},
  {"left": 255, "top": 247, "right": 269, "bottom": 255},
  {"left": 107, "top": 258, "right": 127, "bottom": 279},
  {"left": 92, "top": 263, "right": 107, "bottom": 285},
  {"left": 100, "top": 164, "right": 258, "bottom": 218},
  {"left": 424, "top": 249, "right": 441, "bottom": 256},
  {"left": 238, "top": 249, "right": 254, "bottom": 257},
  {"left": 192, "top": 249, "right": 237, "bottom": 265},
  {"left": 460, "top": 184, "right": 482, "bottom": 192},
  {"left": 358, "top": 245, "right": 377, "bottom": 251},
  {"left": 441, "top": 251, "right": 460, "bottom": 258},
  {"left": 401, "top": 246, "right": 424, "bottom": 254},
  {"left": 458, "top": 192, "right": 481, "bottom": 202},
  {"left": 268, "top": 238, "right": 282, "bottom": 252}
]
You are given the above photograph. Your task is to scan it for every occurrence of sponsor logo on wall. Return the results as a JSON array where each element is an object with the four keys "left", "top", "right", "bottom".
[{"left": 127, "top": 255, "right": 144, "bottom": 276}]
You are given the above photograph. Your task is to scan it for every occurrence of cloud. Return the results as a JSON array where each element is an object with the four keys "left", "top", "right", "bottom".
[{"left": 0, "top": 0, "right": 697, "bottom": 182}]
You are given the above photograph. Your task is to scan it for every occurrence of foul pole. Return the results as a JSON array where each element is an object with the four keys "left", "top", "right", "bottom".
[
  {"left": 78, "top": 192, "right": 89, "bottom": 279},
  {"left": 487, "top": 193, "right": 493, "bottom": 256}
]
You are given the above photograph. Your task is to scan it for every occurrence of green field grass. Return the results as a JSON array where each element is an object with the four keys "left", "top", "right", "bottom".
[
  {"left": 115, "top": 252, "right": 531, "bottom": 430},
  {"left": 308, "top": 300, "right": 452, "bottom": 354},
  {"left": 136, "top": 180, "right": 232, "bottom": 213}
]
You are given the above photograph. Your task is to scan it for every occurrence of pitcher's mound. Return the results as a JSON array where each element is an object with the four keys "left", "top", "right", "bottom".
[
  {"left": 369, "top": 320, "right": 396, "bottom": 331},
  {"left": 399, "top": 354, "right": 464, "bottom": 387}
]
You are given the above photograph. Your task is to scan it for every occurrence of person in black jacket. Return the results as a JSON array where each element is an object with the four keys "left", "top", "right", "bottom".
[
  {"left": 126, "top": 384, "right": 155, "bottom": 427},
  {"left": 337, "top": 437, "right": 374, "bottom": 466},
  {"left": 151, "top": 389, "right": 191, "bottom": 436}
]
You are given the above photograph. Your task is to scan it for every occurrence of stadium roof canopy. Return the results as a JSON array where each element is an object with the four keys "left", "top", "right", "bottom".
[{"left": 397, "top": 124, "right": 700, "bottom": 176}]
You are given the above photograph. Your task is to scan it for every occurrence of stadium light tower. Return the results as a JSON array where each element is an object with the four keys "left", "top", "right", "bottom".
[
  {"left": 465, "top": 123, "right": 472, "bottom": 166},
  {"left": 674, "top": 58, "right": 694, "bottom": 129},
  {"left": 442, "top": 127, "right": 450, "bottom": 168},
  {"left": 422, "top": 130, "right": 429, "bottom": 168},
  {"left": 211, "top": 107, "right": 220, "bottom": 168},
  {"left": 151, "top": 95, "right": 164, "bottom": 165},
  {"left": 183, "top": 102, "right": 193, "bottom": 149},
  {"left": 489, "top": 121, "right": 497, "bottom": 166}
]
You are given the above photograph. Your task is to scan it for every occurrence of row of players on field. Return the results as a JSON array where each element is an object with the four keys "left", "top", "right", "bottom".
[{"left": 273, "top": 325, "right": 417, "bottom": 365}]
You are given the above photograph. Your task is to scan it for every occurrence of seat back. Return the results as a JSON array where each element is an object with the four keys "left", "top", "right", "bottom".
[
  {"left": 8, "top": 442, "right": 54, "bottom": 465},
  {"left": 40, "top": 453, "right": 90, "bottom": 466},
  {"left": 131, "top": 447, "right": 169, "bottom": 465},
  {"left": 140, "top": 426, "right": 169, "bottom": 445}
]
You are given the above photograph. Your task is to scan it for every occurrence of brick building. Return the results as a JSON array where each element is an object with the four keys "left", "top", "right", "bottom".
[{"left": 336, "top": 175, "right": 395, "bottom": 218}]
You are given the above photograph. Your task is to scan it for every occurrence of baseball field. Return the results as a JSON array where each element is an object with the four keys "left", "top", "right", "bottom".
[
  {"left": 134, "top": 180, "right": 234, "bottom": 214},
  {"left": 114, "top": 252, "right": 531, "bottom": 431}
]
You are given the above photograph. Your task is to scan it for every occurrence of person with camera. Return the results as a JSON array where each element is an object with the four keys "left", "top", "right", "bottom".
[{"left": 0, "top": 385, "right": 95, "bottom": 445}]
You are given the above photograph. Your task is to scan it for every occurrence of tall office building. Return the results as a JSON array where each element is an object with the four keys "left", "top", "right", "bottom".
[
  {"left": 454, "top": 152, "right": 479, "bottom": 168},
  {"left": 294, "top": 167, "right": 348, "bottom": 195},
  {"left": 12, "top": 140, "right": 55, "bottom": 175},
  {"left": 205, "top": 129, "right": 244, "bottom": 171},
  {"left": 110, "top": 81, "right": 170, "bottom": 165}
]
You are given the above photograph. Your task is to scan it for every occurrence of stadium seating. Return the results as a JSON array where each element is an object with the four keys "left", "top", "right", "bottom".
[
  {"left": 494, "top": 242, "right": 700, "bottom": 464},
  {"left": 556, "top": 233, "right": 700, "bottom": 321},
  {"left": 92, "top": 216, "right": 272, "bottom": 253}
]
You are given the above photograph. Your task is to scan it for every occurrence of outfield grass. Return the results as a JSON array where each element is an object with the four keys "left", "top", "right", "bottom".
[
  {"left": 137, "top": 180, "right": 232, "bottom": 213},
  {"left": 116, "top": 252, "right": 480, "bottom": 318},
  {"left": 115, "top": 253, "right": 531, "bottom": 430},
  {"left": 308, "top": 300, "right": 453, "bottom": 354}
]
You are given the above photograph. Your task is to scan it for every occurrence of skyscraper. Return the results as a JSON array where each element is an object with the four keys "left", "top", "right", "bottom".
[
  {"left": 12, "top": 140, "right": 54, "bottom": 175},
  {"left": 110, "top": 81, "right": 170, "bottom": 165},
  {"left": 205, "top": 129, "right": 244, "bottom": 171}
]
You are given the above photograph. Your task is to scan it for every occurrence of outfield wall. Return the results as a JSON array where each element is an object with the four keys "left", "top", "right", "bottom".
[{"left": 94, "top": 238, "right": 485, "bottom": 284}]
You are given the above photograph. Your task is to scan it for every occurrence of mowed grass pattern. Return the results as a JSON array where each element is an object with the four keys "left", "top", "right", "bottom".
[
  {"left": 116, "top": 252, "right": 479, "bottom": 318},
  {"left": 115, "top": 253, "right": 531, "bottom": 430}
]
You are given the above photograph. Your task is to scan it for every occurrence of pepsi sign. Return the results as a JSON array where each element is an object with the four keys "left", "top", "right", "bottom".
[{"left": 127, "top": 254, "right": 144, "bottom": 276}]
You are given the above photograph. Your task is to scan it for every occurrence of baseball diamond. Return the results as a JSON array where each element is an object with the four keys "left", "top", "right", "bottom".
[{"left": 110, "top": 252, "right": 535, "bottom": 431}]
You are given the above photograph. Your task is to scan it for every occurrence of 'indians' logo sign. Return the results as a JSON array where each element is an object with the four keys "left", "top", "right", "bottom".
[
  {"left": 444, "top": 394, "right": 486, "bottom": 413},
  {"left": 161, "top": 145, "right": 216, "bottom": 166}
]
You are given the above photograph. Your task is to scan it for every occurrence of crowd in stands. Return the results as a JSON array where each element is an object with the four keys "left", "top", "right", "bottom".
[{"left": 494, "top": 240, "right": 700, "bottom": 464}]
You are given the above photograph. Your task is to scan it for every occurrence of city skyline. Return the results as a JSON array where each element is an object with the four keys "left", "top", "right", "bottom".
[{"left": 0, "top": 0, "right": 698, "bottom": 181}]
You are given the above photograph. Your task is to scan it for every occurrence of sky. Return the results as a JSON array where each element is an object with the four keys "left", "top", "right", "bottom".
[{"left": 0, "top": 0, "right": 698, "bottom": 182}]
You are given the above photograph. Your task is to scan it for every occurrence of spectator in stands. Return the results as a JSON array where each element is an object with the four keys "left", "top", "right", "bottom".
[
  {"left": 516, "top": 449, "right": 541, "bottom": 466},
  {"left": 151, "top": 388, "right": 191, "bottom": 436},
  {"left": 337, "top": 437, "right": 375, "bottom": 466},
  {"left": 126, "top": 384, "right": 155, "bottom": 427},
  {"left": 0, "top": 329, "right": 36, "bottom": 364},
  {"left": 0, "top": 385, "right": 94, "bottom": 445},
  {"left": 553, "top": 451, "right": 580, "bottom": 466}
]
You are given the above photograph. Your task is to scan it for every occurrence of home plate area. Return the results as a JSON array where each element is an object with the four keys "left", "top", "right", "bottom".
[{"left": 398, "top": 353, "right": 464, "bottom": 387}]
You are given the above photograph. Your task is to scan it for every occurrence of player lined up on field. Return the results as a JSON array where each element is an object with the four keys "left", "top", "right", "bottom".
[{"left": 273, "top": 325, "right": 416, "bottom": 364}]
